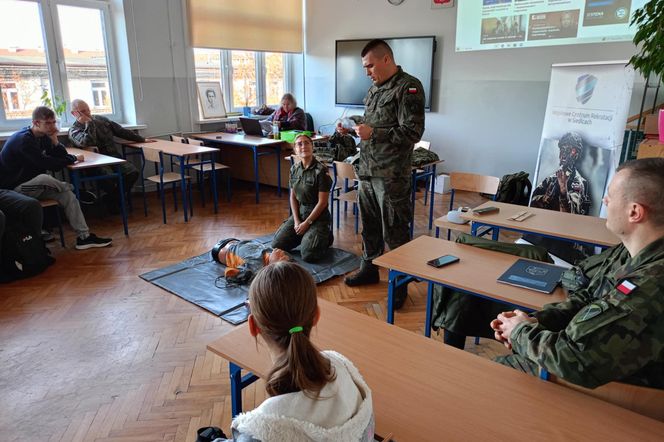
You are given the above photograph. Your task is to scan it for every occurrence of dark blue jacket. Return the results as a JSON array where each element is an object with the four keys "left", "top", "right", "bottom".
[{"left": 0, "top": 127, "right": 76, "bottom": 189}]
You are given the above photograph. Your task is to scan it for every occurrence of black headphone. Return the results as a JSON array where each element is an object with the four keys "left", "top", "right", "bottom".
[{"left": 211, "top": 238, "right": 239, "bottom": 264}]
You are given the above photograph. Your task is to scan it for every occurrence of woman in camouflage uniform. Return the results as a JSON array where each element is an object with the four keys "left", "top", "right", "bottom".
[{"left": 272, "top": 135, "right": 333, "bottom": 262}]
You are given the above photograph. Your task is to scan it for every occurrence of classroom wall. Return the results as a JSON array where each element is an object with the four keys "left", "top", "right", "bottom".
[
  {"left": 118, "top": 0, "right": 654, "bottom": 178},
  {"left": 303, "top": 0, "right": 651, "bottom": 179}
]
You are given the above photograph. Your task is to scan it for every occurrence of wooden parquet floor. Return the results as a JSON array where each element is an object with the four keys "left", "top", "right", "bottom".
[{"left": 0, "top": 181, "right": 509, "bottom": 442}]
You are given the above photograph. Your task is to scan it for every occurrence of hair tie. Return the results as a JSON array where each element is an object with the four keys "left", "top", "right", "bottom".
[{"left": 289, "top": 326, "right": 304, "bottom": 335}]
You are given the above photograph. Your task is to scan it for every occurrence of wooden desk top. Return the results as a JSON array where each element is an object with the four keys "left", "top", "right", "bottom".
[
  {"left": 462, "top": 201, "right": 620, "bottom": 247},
  {"left": 193, "top": 132, "right": 327, "bottom": 147},
  {"left": 373, "top": 235, "right": 566, "bottom": 310},
  {"left": 192, "top": 132, "right": 285, "bottom": 147},
  {"left": 127, "top": 139, "right": 218, "bottom": 157},
  {"left": 66, "top": 147, "right": 125, "bottom": 170},
  {"left": 208, "top": 299, "right": 664, "bottom": 441}
]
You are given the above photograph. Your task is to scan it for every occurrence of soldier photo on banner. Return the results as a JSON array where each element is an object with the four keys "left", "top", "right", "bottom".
[{"left": 530, "top": 131, "right": 613, "bottom": 217}]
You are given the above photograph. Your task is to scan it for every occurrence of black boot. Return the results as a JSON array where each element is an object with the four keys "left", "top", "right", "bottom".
[
  {"left": 393, "top": 279, "right": 409, "bottom": 310},
  {"left": 344, "top": 261, "right": 379, "bottom": 286}
]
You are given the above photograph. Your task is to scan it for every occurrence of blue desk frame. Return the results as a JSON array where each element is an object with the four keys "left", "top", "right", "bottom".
[
  {"left": 69, "top": 165, "right": 128, "bottom": 235},
  {"left": 410, "top": 162, "right": 438, "bottom": 238},
  {"left": 229, "top": 362, "right": 259, "bottom": 417},
  {"left": 469, "top": 221, "right": 610, "bottom": 249},
  {"left": 199, "top": 137, "right": 282, "bottom": 204}
]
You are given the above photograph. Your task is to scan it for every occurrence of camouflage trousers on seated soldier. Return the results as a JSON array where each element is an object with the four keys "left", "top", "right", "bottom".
[
  {"left": 495, "top": 354, "right": 540, "bottom": 377},
  {"left": 272, "top": 213, "right": 332, "bottom": 263}
]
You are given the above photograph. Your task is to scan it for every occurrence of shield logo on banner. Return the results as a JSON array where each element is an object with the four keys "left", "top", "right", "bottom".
[{"left": 576, "top": 74, "right": 598, "bottom": 105}]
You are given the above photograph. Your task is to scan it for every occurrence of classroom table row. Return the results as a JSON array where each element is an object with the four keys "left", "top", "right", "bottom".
[{"left": 208, "top": 299, "right": 664, "bottom": 441}]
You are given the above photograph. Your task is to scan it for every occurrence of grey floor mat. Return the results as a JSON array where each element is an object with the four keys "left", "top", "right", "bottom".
[{"left": 139, "top": 235, "right": 360, "bottom": 325}]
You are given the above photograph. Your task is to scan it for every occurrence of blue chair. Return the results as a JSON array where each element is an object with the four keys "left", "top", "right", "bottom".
[
  {"left": 331, "top": 161, "right": 359, "bottom": 234},
  {"left": 185, "top": 138, "right": 231, "bottom": 204},
  {"left": 142, "top": 147, "right": 192, "bottom": 224}
]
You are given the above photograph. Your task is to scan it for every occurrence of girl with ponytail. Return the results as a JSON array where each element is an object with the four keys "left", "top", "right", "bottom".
[{"left": 229, "top": 261, "right": 374, "bottom": 442}]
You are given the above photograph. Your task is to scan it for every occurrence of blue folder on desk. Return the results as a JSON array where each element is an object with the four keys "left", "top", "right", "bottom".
[{"left": 497, "top": 259, "right": 565, "bottom": 294}]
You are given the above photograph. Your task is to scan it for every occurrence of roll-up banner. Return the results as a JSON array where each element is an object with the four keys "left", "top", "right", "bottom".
[{"left": 531, "top": 61, "right": 634, "bottom": 218}]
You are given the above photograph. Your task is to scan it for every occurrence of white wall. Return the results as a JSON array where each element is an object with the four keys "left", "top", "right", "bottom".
[
  {"left": 121, "top": 0, "right": 198, "bottom": 137},
  {"left": 303, "top": 0, "right": 650, "bottom": 179}
]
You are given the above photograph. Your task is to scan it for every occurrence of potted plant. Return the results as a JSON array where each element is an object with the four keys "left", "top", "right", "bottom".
[
  {"left": 40, "top": 90, "right": 67, "bottom": 118},
  {"left": 629, "top": 1, "right": 664, "bottom": 143}
]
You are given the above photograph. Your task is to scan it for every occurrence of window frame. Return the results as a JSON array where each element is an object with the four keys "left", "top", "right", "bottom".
[
  {"left": 0, "top": 0, "right": 123, "bottom": 130},
  {"left": 194, "top": 48, "right": 291, "bottom": 117}
]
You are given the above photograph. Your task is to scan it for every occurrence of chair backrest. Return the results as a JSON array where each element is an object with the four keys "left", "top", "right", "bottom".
[
  {"left": 186, "top": 138, "right": 203, "bottom": 146},
  {"left": 305, "top": 112, "right": 314, "bottom": 132},
  {"left": 333, "top": 161, "right": 357, "bottom": 182},
  {"left": 170, "top": 135, "right": 186, "bottom": 144},
  {"left": 141, "top": 147, "right": 163, "bottom": 165},
  {"left": 414, "top": 140, "right": 431, "bottom": 150},
  {"left": 552, "top": 377, "right": 664, "bottom": 422},
  {"left": 449, "top": 172, "right": 500, "bottom": 195}
]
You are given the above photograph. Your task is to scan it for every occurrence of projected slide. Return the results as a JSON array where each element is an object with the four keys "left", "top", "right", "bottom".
[{"left": 457, "top": 0, "right": 647, "bottom": 52}]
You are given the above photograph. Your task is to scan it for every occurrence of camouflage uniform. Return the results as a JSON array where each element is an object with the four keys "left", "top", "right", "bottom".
[
  {"left": 531, "top": 168, "right": 591, "bottom": 215},
  {"left": 68, "top": 115, "right": 144, "bottom": 196},
  {"left": 497, "top": 236, "right": 664, "bottom": 389},
  {"left": 357, "top": 67, "right": 425, "bottom": 262},
  {"left": 272, "top": 158, "right": 333, "bottom": 262}
]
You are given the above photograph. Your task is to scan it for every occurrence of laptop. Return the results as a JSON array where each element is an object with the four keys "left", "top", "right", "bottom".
[
  {"left": 239, "top": 117, "right": 266, "bottom": 137},
  {"left": 497, "top": 259, "right": 566, "bottom": 294}
]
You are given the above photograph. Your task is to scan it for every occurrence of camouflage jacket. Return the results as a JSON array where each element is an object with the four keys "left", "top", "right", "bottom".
[
  {"left": 69, "top": 115, "right": 144, "bottom": 158},
  {"left": 531, "top": 168, "right": 591, "bottom": 215},
  {"left": 357, "top": 67, "right": 425, "bottom": 178},
  {"left": 511, "top": 236, "right": 664, "bottom": 389}
]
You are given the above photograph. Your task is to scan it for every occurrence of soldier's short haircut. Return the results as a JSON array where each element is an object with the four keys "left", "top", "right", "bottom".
[
  {"left": 361, "top": 39, "right": 394, "bottom": 60},
  {"left": 32, "top": 106, "right": 55, "bottom": 121},
  {"left": 617, "top": 158, "right": 664, "bottom": 226}
]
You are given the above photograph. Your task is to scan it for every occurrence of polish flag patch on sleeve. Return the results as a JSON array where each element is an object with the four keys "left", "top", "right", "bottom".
[
  {"left": 408, "top": 87, "right": 418, "bottom": 94},
  {"left": 616, "top": 280, "right": 637, "bottom": 295}
]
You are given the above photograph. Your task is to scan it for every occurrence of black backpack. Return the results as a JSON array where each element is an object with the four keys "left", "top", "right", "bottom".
[
  {"left": 1, "top": 224, "right": 54, "bottom": 281},
  {"left": 494, "top": 171, "right": 532, "bottom": 206}
]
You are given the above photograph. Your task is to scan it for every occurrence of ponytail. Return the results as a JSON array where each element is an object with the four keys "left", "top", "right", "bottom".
[{"left": 248, "top": 262, "right": 335, "bottom": 398}]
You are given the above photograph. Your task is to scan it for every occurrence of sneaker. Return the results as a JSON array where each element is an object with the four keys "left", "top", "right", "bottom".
[
  {"left": 41, "top": 229, "right": 55, "bottom": 243},
  {"left": 79, "top": 190, "right": 98, "bottom": 205},
  {"left": 76, "top": 233, "right": 112, "bottom": 250}
]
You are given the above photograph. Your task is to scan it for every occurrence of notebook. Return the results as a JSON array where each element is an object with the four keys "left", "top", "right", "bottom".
[
  {"left": 239, "top": 117, "right": 266, "bottom": 137},
  {"left": 497, "top": 259, "right": 566, "bottom": 294}
]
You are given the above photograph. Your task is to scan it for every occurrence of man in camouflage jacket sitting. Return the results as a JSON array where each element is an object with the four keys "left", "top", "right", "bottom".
[{"left": 492, "top": 158, "right": 664, "bottom": 389}]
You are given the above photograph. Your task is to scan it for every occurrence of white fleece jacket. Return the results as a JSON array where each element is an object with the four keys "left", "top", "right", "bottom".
[{"left": 232, "top": 351, "right": 374, "bottom": 442}]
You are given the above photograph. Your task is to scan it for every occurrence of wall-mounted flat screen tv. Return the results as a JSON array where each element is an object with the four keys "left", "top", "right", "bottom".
[{"left": 335, "top": 36, "right": 436, "bottom": 110}]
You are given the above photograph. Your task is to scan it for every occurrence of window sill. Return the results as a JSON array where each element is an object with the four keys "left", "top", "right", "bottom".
[{"left": 0, "top": 123, "right": 147, "bottom": 142}]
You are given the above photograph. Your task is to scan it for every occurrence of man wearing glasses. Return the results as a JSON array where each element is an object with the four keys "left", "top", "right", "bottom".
[{"left": 0, "top": 106, "right": 112, "bottom": 250}]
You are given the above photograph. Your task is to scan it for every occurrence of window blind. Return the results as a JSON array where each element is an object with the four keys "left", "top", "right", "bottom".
[{"left": 187, "top": 0, "right": 303, "bottom": 53}]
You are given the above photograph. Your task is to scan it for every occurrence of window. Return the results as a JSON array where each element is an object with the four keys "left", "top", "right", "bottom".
[
  {"left": 0, "top": 0, "right": 121, "bottom": 128},
  {"left": 193, "top": 48, "right": 290, "bottom": 118}
]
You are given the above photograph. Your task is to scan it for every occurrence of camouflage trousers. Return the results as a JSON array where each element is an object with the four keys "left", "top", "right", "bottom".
[
  {"left": 495, "top": 354, "right": 539, "bottom": 377},
  {"left": 272, "top": 211, "right": 332, "bottom": 263},
  {"left": 358, "top": 175, "right": 412, "bottom": 262}
]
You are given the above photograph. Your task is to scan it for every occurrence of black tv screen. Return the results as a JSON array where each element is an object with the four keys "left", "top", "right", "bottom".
[{"left": 335, "top": 36, "right": 436, "bottom": 110}]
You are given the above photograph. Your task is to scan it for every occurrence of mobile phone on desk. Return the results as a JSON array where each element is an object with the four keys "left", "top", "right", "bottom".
[
  {"left": 427, "top": 255, "right": 460, "bottom": 268},
  {"left": 473, "top": 206, "right": 499, "bottom": 215}
]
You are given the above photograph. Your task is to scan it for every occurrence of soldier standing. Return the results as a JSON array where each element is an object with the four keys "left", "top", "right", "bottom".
[
  {"left": 491, "top": 158, "right": 664, "bottom": 389},
  {"left": 343, "top": 39, "right": 425, "bottom": 309},
  {"left": 272, "top": 134, "right": 333, "bottom": 262},
  {"left": 531, "top": 131, "right": 591, "bottom": 215}
]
